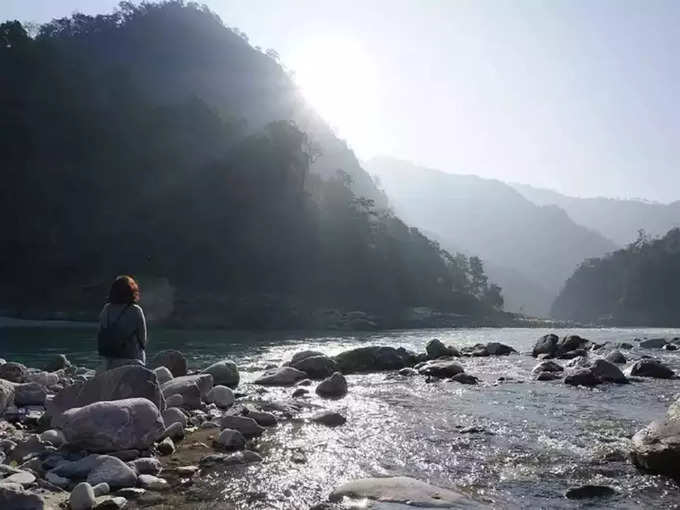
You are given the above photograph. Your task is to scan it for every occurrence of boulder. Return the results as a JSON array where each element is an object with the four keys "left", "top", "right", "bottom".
[
  {"left": 460, "top": 344, "right": 489, "bottom": 357},
  {"left": 0, "top": 380, "right": 15, "bottom": 415},
  {"left": 631, "top": 398, "right": 680, "bottom": 477},
  {"left": 47, "top": 365, "right": 164, "bottom": 418},
  {"left": 532, "top": 334, "right": 559, "bottom": 357},
  {"left": 254, "top": 367, "right": 307, "bottom": 387},
  {"left": 0, "top": 362, "right": 27, "bottom": 383},
  {"left": 86, "top": 456, "right": 137, "bottom": 489},
  {"left": 605, "top": 350, "right": 626, "bottom": 364},
  {"left": 450, "top": 373, "right": 478, "bottom": 384},
  {"left": 0, "top": 482, "right": 45, "bottom": 510},
  {"left": 417, "top": 359, "right": 464, "bottom": 378},
  {"left": 92, "top": 483, "right": 110, "bottom": 496},
  {"left": 333, "top": 346, "right": 416, "bottom": 373},
  {"left": 53, "top": 398, "right": 165, "bottom": 452},
  {"left": 219, "top": 416, "right": 264, "bottom": 437},
  {"left": 70, "top": 482, "right": 96, "bottom": 510},
  {"left": 311, "top": 411, "right": 346, "bottom": 427},
  {"left": 50, "top": 454, "right": 103, "bottom": 479},
  {"left": 162, "top": 422, "right": 184, "bottom": 441},
  {"left": 137, "top": 474, "right": 169, "bottom": 491},
  {"left": 398, "top": 368, "right": 418, "bottom": 377},
  {"left": 558, "top": 335, "right": 590, "bottom": 353},
  {"left": 557, "top": 349, "right": 587, "bottom": 360},
  {"left": 161, "top": 407, "right": 187, "bottom": 428},
  {"left": 629, "top": 359, "right": 675, "bottom": 379},
  {"left": 565, "top": 485, "right": 616, "bottom": 499},
  {"left": 425, "top": 339, "right": 456, "bottom": 359},
  {"left": 40, "top": 429, "right": 66, "bottom": 447},
  {"left": 485, "top": 342, "right": 516, "bottom": 355},
  {"left": 214, "top": 429, "right": 246, "bottom": 450},
  {"left": 149, "top": 350, "right": 187, "bottom": 377},
  {"left": 157, "top": 437, "right": 175, "bottom": 456},
  {"left": 639, "top": 338, "right": 668, "bottom": 349},
  {"left": 243, "top": 409, "right": 277, "bottom": 426},
  {"left": 287, "top": 353, "right": 337, "bottom": 380},
  {"left": 152, "top": 367, "right": 173, "bottom": 386},
  {"left": 564, "top": 369, "right": 600, "bottom": 387},
  {"left": 663, "top": 343, "right": 679, "bottom": 351},
  {"left": 128, "top": 458, "right": 162, "bottom": 476},
  {"left": 316, "top": 372, "right": 348, "bottom": 398},
  {"left": 532, "top": 361, "right": 563, "bottom": 374},
  {"left": 565, "top": 360, "right": 627, "bottom": 386},
  {"left": 329, "top": 476, "right": 474, "bottom": 507},
  {"left": 201, "top": 360, "right": 239, "bottom": 388},
  {"left": 164, "top": 394, "right": 183, "bottom": 407},
  {"left": 161, "top": 375, "right": 212, "bottom": 409},
  {"left": 13, "top": 382, "right": 47, "bottom": 406},
  {"left": 45, "top": 354, "right": 71, "bottom": 373},
  {"left": 205, "top": 385, "right": 234, "bottom": 409},
  {"left": 536, "top": 371, "right": 562, "bottom": 381}
]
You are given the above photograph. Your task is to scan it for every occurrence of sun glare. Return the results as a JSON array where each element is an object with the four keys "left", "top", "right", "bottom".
[{"left": 290, "top": 37, "right": 379, "bottom": 149}]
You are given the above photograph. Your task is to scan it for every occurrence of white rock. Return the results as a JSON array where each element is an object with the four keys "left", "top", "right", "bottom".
[
  {"left": 153, "top": 366, "right": 174, "bottom": 385},
  {"left": 92, "top": 482, "right": 109, "bottom": 496},
  {"left": 137, "top": 474, "right": 169, "bottom": 491}
]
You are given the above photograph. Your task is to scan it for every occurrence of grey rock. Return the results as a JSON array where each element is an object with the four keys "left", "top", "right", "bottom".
[
  {"left": 254, "top": 367, "right": 307, "bottom": 387},
  {"left": 161, "top": 407, "right": 187, "bottom": 428},
  {"left": 292, "top": 388, "right": 309, "bottom": 398},
  {"left": 152, "top": 367, "right": 173, "bottom": 386},
  {"left": 149, "top": 350, "right": 187, "bottom": 377},
  {"left": 39, "top": 429, "right": 66, "bottom": 447},
  {"left": 0, "top": 380, "right": 15, "bottom": 415},
  {"left": 0, "top": 362, "right": 27, "bottom": 383},
  {"left": 45, "top": 471, "right": 71, "bottom": 488},
  {"left": 86, "top": 456, "right": 137, "bottom": 489},
  {"left": 137, "top": 474, "right": 169, "bottom": 491},
  {"left": 0, "top": 482, "right": 44, "bottom": 510},
  {"left": 639, "top": 338, "right": 668, "bottom": 349},
  {"left": 629, "top": 359, "right": 675, "bottom": 379},
  {"left": 13, "top": 382, "right": 47, "bottom": 406},
  {"left": 564, "top": 369, "right": 600, "bottom": 387},
  {"left": 3, "top": 470, "right": 36, "bottom": 486},
  {"left": 244, "top": 409, "right": 277, "bottom": 426},
  {"left": 590, "top": 359, "right": 627, "bottom": 383},
  {"left": 286, "top": 351, "right": 337, "bottom": 379},
  {"left": 632, "top": 404, "right": 680, "bottom": 477},
  {"left": 532, "top": 334, "right": 559, "bottom": 357},
  {"left": 161, "top": 422, "right": 184, "bottom": 441},
  {"left": 450, "top": 373, "right": 478, "bottom": 385},
  {"left": 316, "top": 372, "right": 348, "bottom": 398},
  {"left": 605, "top": 350, "right": 627, "bottom": 364},
  {"left": 565, "top": 485, "right": 616, "bottom": 499},
  {"left": 532, "top": 360, "right": 564, "bottom": 374},
  {"left": 333, "top": 346, "right": 416, "bottom": 374},
  {"left": 53, "top": 398, "right": 165, "bottom": 452},
  {"left": 70, "top": 482, "right": 96, "bottom": 510},
  {"left": 45, "top": 354, "right": 71, "bottom": 373},
  {"left": 164, "top": 394, "right": 183, "bottom": 407},
  {"left": 311, "top": 411, "right": 346, "bottom": 427},
  {"left": 425, "top": 339, "right": 456, "bottom": 359},
  {"left": 94, "top": 496, "right": 127, "bottom": 509},
  {"left": 557, "top": 349, "right": 587, "bottom": 360},
  {"left": 663, "top": 343, "right": 679, "bottom": 351},
  {"left": 485, "top": 342, "right": 516, "bottom": 355},
  {"left": 199, "top": 450, "right": 262, "bottom": 467},
  {"left": 201, "top": 360, "right": 239, "bottom": 388},
  {"left": 219, "top": 416, "right": 264, "bottom": 437},
  {"left": 92, "top": 482, "right": 110, "bottom": 496},
  {"left": 47, "top": 365, "right": 164, "bottom": 419},
  {"left": 128, "top": 458, "right": 161, "bottom": 476},
  {"left": 536, "top": 371, "right": 562, "bottom": 381},
  {"left": 205, "top": 385, "right": 234, "bottom": 409},
  {"left": 115, "top": 487, "right": 145, "bottom": 499},
  {"left": 398, "top": 367, "right": 418, "bottom": 376},
  {"left": 51, "top": 454, "right": 103, "bottom": 479},
  {"left": 157, "top": 437, "right": 175, "bottom": 456},
  {"left": 109, "top": 450, "right": 140, "bottom": 462},
  {"left": 417, "top": 359, "right": 464, "bottom": 378},
  {"left": 161, "top": 374, "right": 213, "bottom": 408},
  {"left": 214, "top": 429, "right": 246, "bottom": 450},
  {"left": 329, "top": 476, "right": 474, "bottom": 507}
]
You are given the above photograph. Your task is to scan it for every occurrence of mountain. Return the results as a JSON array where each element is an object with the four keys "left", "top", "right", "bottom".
[
  {"left": 513, "top": 183, "right": 680, "bottom": 246},
  {"left": 553, "top": 228, "right": 680, "bottom": 326},
  {"left": 0, "top": 3, "right": 501, "bottom": 328},
  {"left": 366, "top": 157, "right": 619, "bottom": 316}
]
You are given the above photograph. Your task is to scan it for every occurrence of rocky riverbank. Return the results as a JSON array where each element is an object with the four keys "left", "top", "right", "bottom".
[{"left": 0, "top": 333, "right": 679, "bottom": 509}]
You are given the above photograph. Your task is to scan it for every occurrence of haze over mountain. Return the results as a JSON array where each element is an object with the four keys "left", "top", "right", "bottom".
[
  {"left": 513, "top": 183, "right": 680, "bottom": 247},
  {"left": 366, "top": 157, "right": 619, "bottom": 316}
]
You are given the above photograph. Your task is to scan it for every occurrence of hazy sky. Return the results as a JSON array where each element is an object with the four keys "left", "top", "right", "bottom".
[{"left": 4, "top": 1, "right": 680, "bottom": 202}]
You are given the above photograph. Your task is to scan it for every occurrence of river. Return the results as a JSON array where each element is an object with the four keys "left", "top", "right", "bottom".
[{"left": 2, "top": 324, "right": 680, "bottom": 509}]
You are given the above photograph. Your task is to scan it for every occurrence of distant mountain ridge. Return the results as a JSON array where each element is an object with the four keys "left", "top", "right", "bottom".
[
  {"left": 366, "top": 157, "right": 619, "bottom": 316},
  {"left": 512, "top": 183, "right": 680, "bottom": 246}
]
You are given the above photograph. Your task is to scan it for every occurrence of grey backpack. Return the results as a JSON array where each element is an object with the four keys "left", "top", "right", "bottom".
[{"left": 97, "top": 304, "right": 139, "bottom": 358}]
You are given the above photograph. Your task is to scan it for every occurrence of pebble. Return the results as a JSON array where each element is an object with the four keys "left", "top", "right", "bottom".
[
  {"left": 94, "top": 496, "right": 127, "bottom": 509},
  {"left": 115, "top": 487, "right": 146, "bottom": 499},
  {"left": 92, "top": 482, "right": 110, "bottom": 496},
  {"left": 70, "top": 482, "right": 96, "bottom": 510}
]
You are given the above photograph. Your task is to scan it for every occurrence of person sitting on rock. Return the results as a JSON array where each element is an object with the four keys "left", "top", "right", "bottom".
[{"left": 97, "top": 275, "right": 148, "bottom": 370}]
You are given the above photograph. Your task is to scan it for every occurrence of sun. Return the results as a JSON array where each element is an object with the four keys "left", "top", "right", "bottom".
[{"left": 289, "top": 37, "right": 379, "bottom": 149}]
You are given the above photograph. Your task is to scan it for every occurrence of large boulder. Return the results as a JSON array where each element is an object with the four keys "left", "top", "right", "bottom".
[
  {"left": 485, "top": 342, "right": 517, "bottom": 355},
  {"left": 532, "top": 334, "right": 559, "bottom": 357},
  {"left": 532, "top": 361, "right": 563, "bottom": 374},
  {"left": 0, "top": 362, "right": 27, "bottom": 383},
  {"left": 639, "top": 338, "right": 668, "bottom": 349},
  {"left": 286, "top": 352, "right": 337, "bottom": 379},
  {"left": 86, "top": 456, "right": 137, "bottom": 489},
  {"left": 565, "top": 359, "right": 627, "bottom": 387},
  {"left": 205, "top": 385, "right": 234, "bottom": 409},
  {"left": 557, "top": 335, "right": 590, "bottom": 354},
  {"left": 153, "top": 367, "right": 173, "bottom": 385},
  {"left": 47, "top": 365, "right": 164, "bottom": 418},
  {"left": 425, "top": 339, "right": 457, "bottom": 359},
  {"left": 329, "top": 476, "right": 475, "bottom": 507},
  {"left": 417, "top": 359, "right": 464, "bottom": 378},
  {"left": 218, "top": 416, "right": 264, "bottom": 437},
  {"left": 201, "top": 360, "right": 239, "bottom": 388},
  {"left": 316, "top": 372, "right": 348, "bottom": 398},
  {"left": 53, "top": 398, "right": 165, "bottom": 452},
  {"left": 605, "top": 350, "right": 626, "bottom": 364},
  {"left": 631, "top": 397, "right": 680, "bottom": 477},
  {"left": 149, "top": 350, "right": 187, "bottom": 377},
  {"left": 0, "top": 380, "right": 15, "bottom": 415},
  {"left": 334, "top": 346, "right": 416, "bottom": 373},
  {"left": 254, "top": 367, "right": 307, "bottom": 387},
  {"left": 161, "top": 374, "right": 213, "bottom": 409},
  {"left": 0, "top": 482, "right": 45, "bottom": 510},
  {"left": 629, "top": 359, "right": 675, "bottom": 379}
]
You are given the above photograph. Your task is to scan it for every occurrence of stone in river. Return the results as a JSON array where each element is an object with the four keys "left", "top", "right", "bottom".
[
  {"left": 45, "top": 354, "right": 71, "bottom": 372},
  {"left": 631, "top": 396, "right": 680, "bottom": 477},
  {"left": 417, "top": 359, "right": 464, "bottom": 378},
  {"left": 450, "top": 373, "right": 478, "bottom": 385},
  {"left": 149, "top": 350, "right": 187, "bottom": 377},
  {"left": 605, "top": 350, "right": 626, "bottom": 364},
  {"left": 243, "top": 408, "right": 277, "bottom": 426},
  {"left": 532, "top": 361, "right": 563, "bottom": 374},
  {"left": 3, "top": 470, "right": 36, "bottom": 486},
  {"left": 485, "top": 342, "right": 516, "bottom": 355},
  {"left": 152, "top": 367, "right": 173, "bottom": 386},
  {"left": 0, "top": 380, "right": 15, "bottom": 415},
  {"left": 565, "top": 485, "right": 616, "bottom": 499},
  {"left": 205, "top": 385, "right": 234, "bottom": 409},
  {"left": 201, "top": 360, "right": 239, "bottom": 388},
  {"left": 536, "top": 371, "right": 562, "bottom": 381},
  {"left": 639, "top": 338, "right": 668, "bottom": 349},
  {"left": 128, "top": 457, "right": 162, "bottom": 476},
  {"left": 532, "top": 334, "right": 559, "bottom": 357},
  {"left": 157, "top": 437, "right": 175, "bottom": 456},
  {"left": 254, "top": 367, "right": 307, "bottom": 387},
  {"left": 425, "top": 339, "right": 457, "bottom": 359},
  {"left": 333, "top": 346, "right": 416, "bottom": 374},
  {"left": 662, "top": 343, "right": 679, "bottom": 351},
  {"left": 0, "top": 362, "right": 27, "bottom": 383},
  {"left": 218, "top": 416, "right": 264, "bottom": 437},
  {"left": 629, "top": 359, "right": 675, "bottom": 379},
  {"left": 137, "top": 474, "right": 169, "bottom": 491},
  {"left": 162, "top": 407, "right": 187, "bottom": 428},
  {"left": 70, "top": 482, "right": 96, "bottom": 510},
  {"left": 92, "top": 482, "right": 110, "bottom": 496},
  {"left": 13, "top": 382, "right": 47, "bottom": 406},
  {"left": 311, "top": 411, "right": 346, "bottom": 427},
  {"left": 329, "top": 476, "right": 476, "bottom": 507},
  {"left": 286, "top": 351, "right": 337, "bottom": 379},
  {"left": 316, "top": 372, "right": 348, "bottom": 398},
  {"left": 214, "top": 429, "right": 246, "bottom": 450}
]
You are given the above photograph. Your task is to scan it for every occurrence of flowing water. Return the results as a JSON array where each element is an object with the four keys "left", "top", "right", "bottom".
[{"left": 2, "top": 324, "right": 680, "bottom": 509}]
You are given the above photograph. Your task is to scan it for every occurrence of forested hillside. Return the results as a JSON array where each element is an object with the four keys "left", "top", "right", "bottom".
[
  {"left": 552, "top": 229, "right": 680, "bottom": 325},
  {"left": 0, "top": 2, "right": 502, "bottom": 328},
  {"left": 367, "top": 157, "right": 618, "bottom": 316},
  {"left": 513, "top": 183, "right": 680, "bottom": 246}
]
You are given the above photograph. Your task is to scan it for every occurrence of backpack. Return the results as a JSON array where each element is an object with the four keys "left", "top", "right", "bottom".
[{"left": 97, "top": 304, "right": 140, "bottom": 359}]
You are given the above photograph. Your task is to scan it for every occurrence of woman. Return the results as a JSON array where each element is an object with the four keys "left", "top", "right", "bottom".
[{"left": 97, "top": 275, "right": 147, "bottom": 370}]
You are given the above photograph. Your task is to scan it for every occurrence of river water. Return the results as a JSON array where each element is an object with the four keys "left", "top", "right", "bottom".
[{"left": 2, "top": 324, "right": 680, "bottom": 509}]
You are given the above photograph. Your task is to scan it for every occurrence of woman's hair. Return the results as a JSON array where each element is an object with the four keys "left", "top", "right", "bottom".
[{"left": 108, "top": 275, "right": 140, "bottom": 304}]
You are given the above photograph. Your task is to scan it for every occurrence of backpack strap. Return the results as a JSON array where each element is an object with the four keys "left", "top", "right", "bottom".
[{"left": 107, "top": 303, "right": 130, "bottom": 328}]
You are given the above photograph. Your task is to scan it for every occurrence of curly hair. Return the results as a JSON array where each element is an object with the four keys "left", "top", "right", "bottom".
[{"left": 108, "top": 275, "right": 140, "bottom": 304}]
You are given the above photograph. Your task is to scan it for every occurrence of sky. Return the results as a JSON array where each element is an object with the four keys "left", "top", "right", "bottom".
[{"left": 3, "top": 1, "right": 680, "bottom": 203}]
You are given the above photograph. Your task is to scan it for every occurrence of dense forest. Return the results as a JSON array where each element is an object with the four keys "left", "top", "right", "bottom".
[
  {"left": 0, "top": 1, "right": 505, "bottom": 328},
  {"left": 552, "top": 229, "right": 680, "bottom": 325}
]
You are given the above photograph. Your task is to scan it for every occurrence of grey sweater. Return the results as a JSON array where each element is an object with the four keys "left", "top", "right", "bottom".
[{"left": 98, "top": 303, "right": 148, "bottom": 364}]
